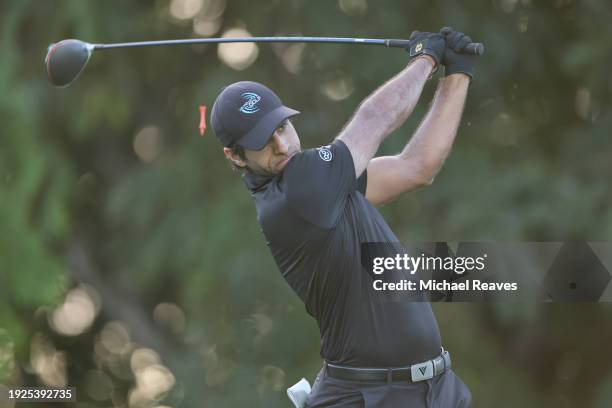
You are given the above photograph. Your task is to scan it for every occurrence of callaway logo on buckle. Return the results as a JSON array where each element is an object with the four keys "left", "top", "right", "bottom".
[{"left": 411, "top": 361, "right": 434, "bottom": 381}]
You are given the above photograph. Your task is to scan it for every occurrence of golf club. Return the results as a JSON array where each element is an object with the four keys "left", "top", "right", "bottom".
[{"left": 46, "top": 36, "right": 485, "bottom": 87}]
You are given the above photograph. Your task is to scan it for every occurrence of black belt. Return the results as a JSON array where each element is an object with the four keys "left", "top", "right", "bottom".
[{"left": 325, "top": 349, "right": 451, "bottom": 383}]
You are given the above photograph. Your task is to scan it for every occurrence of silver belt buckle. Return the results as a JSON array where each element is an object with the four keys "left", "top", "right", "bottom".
[{"left": 411, "top": 360, "right": 434, "bottom": 382}]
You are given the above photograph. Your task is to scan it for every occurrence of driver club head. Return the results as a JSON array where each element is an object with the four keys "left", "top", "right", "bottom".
[{"left": 46, "top": 39, "right": 94, "bottom": 87}]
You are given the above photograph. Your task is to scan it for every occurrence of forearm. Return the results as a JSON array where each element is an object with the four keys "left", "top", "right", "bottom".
[
  {"left": 400, "top": 74, "right": 469, "bottom": 182},
  {"left": 339, "top": 57, "right": 435, "bottom": 176},
  {"left": 359, "top": 57, "right": 435, "bottom": 134}
]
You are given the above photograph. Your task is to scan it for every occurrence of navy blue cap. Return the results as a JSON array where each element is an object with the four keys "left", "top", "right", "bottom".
[{"left": 211, "top": 81, "right": 300, "bottom": 150}]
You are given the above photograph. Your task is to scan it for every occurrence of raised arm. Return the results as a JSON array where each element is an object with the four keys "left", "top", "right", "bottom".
[
  {"left": 338, "top": 33, "right": 446, "bottom": 177},
  {"left": 364, "top": 28, "right": 477, "bottom": 206},
  {"left": 365, "top": 75, "right": 469, "bottom": 205}
]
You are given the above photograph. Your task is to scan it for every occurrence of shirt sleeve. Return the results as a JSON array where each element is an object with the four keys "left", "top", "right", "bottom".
[
  {"left": 284, "top": 139, "right": 358, "bottom": 229},
  {"left": 356, "top": 168, "right": 368, "bottom": 196}
]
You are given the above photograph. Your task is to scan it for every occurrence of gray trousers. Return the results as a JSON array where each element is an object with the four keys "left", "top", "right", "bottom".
[{"left": 306, "top": 366, "right": 471, "bottom": 408}]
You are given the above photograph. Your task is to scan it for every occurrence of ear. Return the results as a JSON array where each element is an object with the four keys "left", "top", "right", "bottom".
[{"left": 223, "top": 147, "right": 247, "bottom": 168}]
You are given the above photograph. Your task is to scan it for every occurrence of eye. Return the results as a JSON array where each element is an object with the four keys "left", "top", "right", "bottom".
[{"left": 277, "top": 121, "right": 287, "bottom": 132}]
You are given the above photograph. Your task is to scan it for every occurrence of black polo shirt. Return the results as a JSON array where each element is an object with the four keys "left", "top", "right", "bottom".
[{"left": 243, "top": 139, "right": 441, "bottom": 367}]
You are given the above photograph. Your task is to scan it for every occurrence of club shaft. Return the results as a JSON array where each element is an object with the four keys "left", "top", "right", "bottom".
[
  {"left": 92, "top": 36, "right": 484, "bottom": 55},
  {"left": 93, "top": 37, "right": 398, "bottom": 50}
]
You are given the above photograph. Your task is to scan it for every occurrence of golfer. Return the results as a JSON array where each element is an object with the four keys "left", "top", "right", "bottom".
[{"left": 211, "top": 28, "right": 474, "bottom": 408}]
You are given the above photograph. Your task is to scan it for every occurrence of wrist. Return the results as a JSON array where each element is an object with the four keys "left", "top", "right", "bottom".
[
  {"left": 445, "top": 71, "right": 473, "bottom": 82},
  {"left": 440, "top": 73, "right": 471, "bottom": 90},
  {"left": 416, "top": 55, "right": 436, "bottom": 70},
  {"left": 411, "top": 55, "right": 436, "bottom": 78}
]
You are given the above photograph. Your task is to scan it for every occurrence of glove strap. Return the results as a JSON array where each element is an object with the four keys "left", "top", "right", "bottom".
[
  {"left": 409, "top": 54, "right": 438, "bottom": 78},
  {"left": 408, "top": 39, "right": 439, "bottom": 77}
]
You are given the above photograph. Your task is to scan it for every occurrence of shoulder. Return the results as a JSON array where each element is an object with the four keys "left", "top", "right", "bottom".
[
  {"left": 286, "top": 139, "right": 347, "bottom": 169},
  {"left": 280, "top": 140, "right": 357, "bottom": 229},
  {"left": 283, "top": 139, "right": 353, "bottom": 187}
]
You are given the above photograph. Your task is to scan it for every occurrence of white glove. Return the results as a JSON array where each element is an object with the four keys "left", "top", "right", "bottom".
[{"left": 287, "top": 378, "right": 312, "bottom": 408}]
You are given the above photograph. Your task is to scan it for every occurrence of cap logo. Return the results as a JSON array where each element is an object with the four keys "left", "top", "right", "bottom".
[{"left": 239, "top": 92, "right": 262, "bottom": 114}]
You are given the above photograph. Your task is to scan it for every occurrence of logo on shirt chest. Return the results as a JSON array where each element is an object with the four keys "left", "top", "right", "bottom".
[{"left": 317, "top": 146, "right": 333, "bottom": 162}]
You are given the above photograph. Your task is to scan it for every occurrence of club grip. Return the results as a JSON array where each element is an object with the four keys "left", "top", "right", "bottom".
[
  {"left": 386, "top": 39, "right": 485, "bottom": 56},
  {"left": 464, "top": 42, "right": 484, "bottom": 56}
]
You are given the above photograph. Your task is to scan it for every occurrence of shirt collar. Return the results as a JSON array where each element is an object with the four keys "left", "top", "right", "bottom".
[{"left": 242, "top": 171, "right": 274, "bottom": 192}]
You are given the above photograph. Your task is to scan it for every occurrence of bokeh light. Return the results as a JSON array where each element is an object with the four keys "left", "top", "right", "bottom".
[
  {"left": 200, "top": 0, "right": 226, "bottom": 19},
  {"left": 49, "top": 285, "right": 100, "bottom": 337},
  {"left": 272, "top": 40, "right": 306, "bottom": 74},
  {"left": 133, "top": 125, "right": 163, "bottom": 163},
  {"left": 320, "top": 77, "right": 354, "bottom": 101},
  {"left": 130, "top": 347, "right": 162, "bottom": 374},
  {"left": 153, "top": 302, "right": 186, "bottom": 334},
  {"left": 169, "top": 0, "right": 203, "bottom": 20},
  {"left": 192, "top": 0, "right": 226, "bottom": 36},
  {"left": 30, "top": 333, "right": 67, "bottom": 386},
  {"left": 248, "top": 312, "right": 273, "bottom": 345},
  {"left": 193, "top": 15, "right": 221, "bottom": 37},
  {"left": 129, "top": 364, "right": 176, "bottom": 407},
  {"left": 338, "top": 0, "right": 368, "bottom": 16},
  {"left": 99, "top": 321, "right": 132, "bottom": 355},
  {"left": 201, "top": 345, "right": 235, "bottom": 387},
  {"left": 256, "top": 365, "right": 285, "bottom": 395},
  {"left": 0, "top": 329, "right": 15, "bottom": 381},
  {"left": 217, "top": 28, "right": 259, "bottom": 71}
]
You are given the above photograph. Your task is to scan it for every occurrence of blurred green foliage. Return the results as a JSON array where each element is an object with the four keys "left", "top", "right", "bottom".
[{"left": 1, "top": 0, "right": 611, "bottom": 407}]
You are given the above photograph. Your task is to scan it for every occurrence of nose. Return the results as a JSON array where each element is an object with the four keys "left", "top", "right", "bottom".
[{"left": 271, "top": 133, "right": 289, "bottom": 155}]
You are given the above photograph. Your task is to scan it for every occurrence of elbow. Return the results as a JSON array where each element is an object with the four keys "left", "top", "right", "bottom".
[
  {"left": 414, "top": 175, "right": 435, "bottom": 188},
  {"left": 395, "top": 155, "right": 444, "bottom": 190},
  {"left": 398, "top": 151, "right": 445, "bottom": 188},
  {"left": 416, "top": 159, "right": 444, "bottom": 187},
  {"left": 413, "top": 165, "right": 439, "bottom": 188}
]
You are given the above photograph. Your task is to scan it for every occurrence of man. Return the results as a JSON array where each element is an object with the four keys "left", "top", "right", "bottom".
[{"left": 211, "top": 28, "right": 475, "bottom": 407}]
